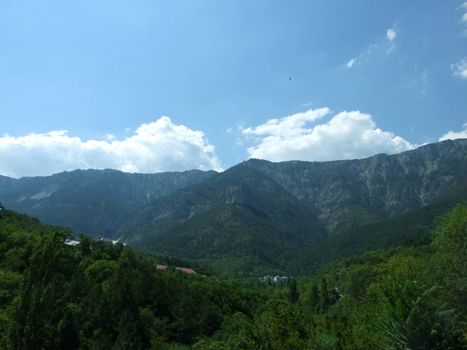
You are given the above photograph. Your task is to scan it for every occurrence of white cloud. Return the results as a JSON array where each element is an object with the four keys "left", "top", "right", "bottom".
[
  {"left": 242, "top": 108, "right": 415, "bottom": 162},
  {"left": 386, "top": 28, "right": 397, "bottom": 42},
  {"left": 439, "top": 122, "right": 467, "bottom": 140},
  {"left": 451, "top": 59, "right": 467, "bottom": 79},
  {"left": 0, "top": 117, "right": 222, "bottom": 178},
  {"left": 301, "top": 101, "right": 314, "bottom": 107},
  {"left": 346, "top": 58, "right": 357, "bottom": 69},
  {"left": 385, "top": 28, "right": 397, "bottom": 53},
  {"left": 242, "top": 108, "right": 330, "bottom": 137},
  {"left": 458, "top": 3, "right": 467, "bottom": 35},
  {"left": 344, "top": 39, "right": 386, "bottom": 68}
]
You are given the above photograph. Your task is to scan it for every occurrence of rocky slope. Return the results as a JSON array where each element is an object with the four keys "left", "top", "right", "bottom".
[
  {"left": 239, "top": 139, "right": 467, "bottom": 233},
  {"left": 116, "top": 139, "right": 467, "bottom": 271}
]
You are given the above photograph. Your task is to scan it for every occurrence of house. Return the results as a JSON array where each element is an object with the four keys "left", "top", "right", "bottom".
[
  {"left": 64, "top": 238, "right": 81, "bottom": 246},
  {"left": 97, "top": 236, "right": 127, "bottom": 246},
  {"left": 175, "top": 266, "right": 196, "bottom": 274},
  {"left": 156, "top": 264, "right": 197, "bottom": 274},
  {"left": 259, "top": 275, "right": 289, "bottom": 285}
]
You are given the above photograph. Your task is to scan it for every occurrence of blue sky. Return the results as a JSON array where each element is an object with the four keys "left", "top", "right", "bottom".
[{"left": 0, "top": 0, "right": 466, "bottom": 177}]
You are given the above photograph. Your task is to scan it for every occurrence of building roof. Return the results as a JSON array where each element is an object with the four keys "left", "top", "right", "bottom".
[{"left": 156, "top": 264, "right": 196, "bottom": 274}]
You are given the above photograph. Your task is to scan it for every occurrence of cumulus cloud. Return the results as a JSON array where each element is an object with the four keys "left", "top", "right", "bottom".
[
  {"left": 386, "top": 28, "right": 397, "bottom": 42},
  {"left": 242, "top": 108, "right": 415, "bottom": 162},
  {"left": 242, "top": 108, "right": 330, "bottom": 136},
  {"left": 439, "top": 123, "right": 467, "bottom": 140},
  {"left": 0, "top": 117, "right": 222, "bottom": 178},
  {"left": 451, "top": 59, "right": 467, "bottom": 79}
]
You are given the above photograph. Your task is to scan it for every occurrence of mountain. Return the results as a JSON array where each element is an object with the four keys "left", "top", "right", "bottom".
[
  {"left": 0, "top": 175, "right": 16, "bottom": 191},
  {"left": 239, "top": 139, "right": 467, "bottom": 233},
  {"left": 0, "top": 169, "right": 216, "bottom": 237},
  {"left": 118, "top": 139, "right": 467, "bottom": 272},
  {"left": 118, "top": 164, "right": 326, "bottom": 274},
  {"left": 0, "top": 139, "right": 466, "bottom": 274},
  {"left": 292, "top": 178, "right": 467, "bottom": 272}
]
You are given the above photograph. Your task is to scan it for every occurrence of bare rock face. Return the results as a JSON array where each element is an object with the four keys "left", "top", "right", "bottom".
[{"left": 238, "top": 139, "right": 467, "bottom": 233}]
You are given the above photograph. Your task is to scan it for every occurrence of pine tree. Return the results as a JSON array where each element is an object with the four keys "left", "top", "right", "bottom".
[
  {"left": 309, "top": 284, "right": 319, "bottom": 312},
  {"left": 288, "top": 278, "right": 299, "bottom": 304},
  {"left": 318, "top": 278, "right": 330, "bottom": 312}
]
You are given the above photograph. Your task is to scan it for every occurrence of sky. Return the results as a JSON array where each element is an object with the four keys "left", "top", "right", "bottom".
[{"left": 0, "top": 0, "right": 466, "bottom": 178}]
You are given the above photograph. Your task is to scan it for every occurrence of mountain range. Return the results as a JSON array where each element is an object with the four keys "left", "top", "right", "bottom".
[{"left": 1, "top": 139, "right": 466, "bottom": 274}]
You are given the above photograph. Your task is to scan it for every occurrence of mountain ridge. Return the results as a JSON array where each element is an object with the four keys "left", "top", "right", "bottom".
[
  {"left": 237, "top": 139, "right": 467, "bottom": 231},
  {"left": 0, "top": 139, "right": 466, "bottom": 274},
  {"left": 109, "top": 139, "right": 466, "bottom": 273},
  {"left": 0, "top": 168, "right": 217, "bottom": 236}
]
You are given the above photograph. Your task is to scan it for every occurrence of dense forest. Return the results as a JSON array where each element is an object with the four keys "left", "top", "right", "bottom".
[{"left": 0, "top": 203, "right": 465, "bottom": 349}]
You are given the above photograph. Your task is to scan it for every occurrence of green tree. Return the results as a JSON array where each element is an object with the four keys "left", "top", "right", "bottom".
[
  {"left": 432, "top": 204, "right": 467, "bottom": 315},
  {"left": 287, "top": 278, "right": 299, "bottom": 304},
  {"left": 318, "top": 278, "right": 330, "bottom": 313},
  {"left": 10, "top": 231, "right": 73, "bottom": 350},
  {"left": 377, "top": 280, "right": 464, "bottom": 349},
  {"left": 309, "top": 284, "right": 319, "bottom": 312},
  {"left": 256, "top": 299, "right": 306, "bottom": 350}
]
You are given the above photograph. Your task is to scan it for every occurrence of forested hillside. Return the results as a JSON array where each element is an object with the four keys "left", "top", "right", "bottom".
[
  {"left": 0, "top": 203, "right": 465, "bottom": 349},
  {"left": 0, "top": 169, "right": 215, "bottom": 237}
]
